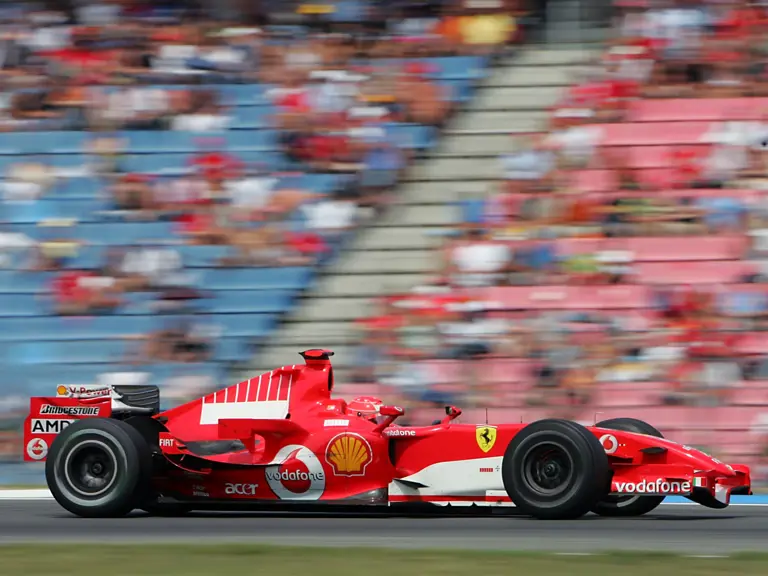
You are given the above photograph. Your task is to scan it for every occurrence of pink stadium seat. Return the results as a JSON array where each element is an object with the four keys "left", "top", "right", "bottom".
[
  {"left": 713, "top": 406, "right": 768, "bottom": 431},
  {"left": 618, "top": 144, "right": 711, "bottom": 169},
  {"left": 712, "top": 430, "right": 760, "bottom": 458},
  {"left": 601, "top": 121, "right": 711, "bottom": 146},
  {"left": 731, "top": 383, "right": 768, "bottom": 406},
  {"left": 555, "top": 236, "right": 746, "bottom": 261},
  {"left": 597, "top": 188, "right": 759, "bottom": 202},
  {"left": 485, "top": 359, "right": 538, "bottom": 384},
  {"left": 572, "top": 170, "right": 617, "bottom": 192},
  {"left": 632, "top": 261, "right": 753, "bottom": 284},
  {"left": 482, "top": 285, "right": 651, "bottom": 310},
  {"left": 335, "top": 383, "right": 385, "bottom": 398},
  {"left": 733, "top": 333, "right": 768, "bottom": 355},
  {"left": 625, "top": 97, "right": 768, "bottom": 122},
  {"left": 594, "top": 386, "right": 657, "bottom": 408}
]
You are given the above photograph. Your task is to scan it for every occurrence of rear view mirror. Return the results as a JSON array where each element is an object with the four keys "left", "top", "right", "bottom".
[
  {"left": 379, "top": 405, "right": 405, "bottom": 417},
  {"left": 374, "top": 405, "right": 404, "bottom": 433},
  {"left": 441, "top": 405, "right": 462, "bottom": 424}
]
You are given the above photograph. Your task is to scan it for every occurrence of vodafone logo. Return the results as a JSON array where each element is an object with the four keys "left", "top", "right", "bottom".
[
  {"left": 26, "top": 438, "right": 48, "bottom": 461},
  {"left": 612, "top": 479, "right": 692, "bottom": 495},
  {"left": 599, "top": 434, "right": 618, "bottom": 454},
  {"left": 383, "top": 429, "right": 416, "bottom": 437},
  {"left": 265, "top": 445, "right": 326, "bottom": 501}
]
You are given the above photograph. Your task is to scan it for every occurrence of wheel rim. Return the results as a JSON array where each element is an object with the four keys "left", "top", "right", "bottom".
[
  {"left": 521, "top": 441, "right": 574, "bottom": 496},
  {"left": 62, "top": 440, "right": 118, "bottom": 498}
]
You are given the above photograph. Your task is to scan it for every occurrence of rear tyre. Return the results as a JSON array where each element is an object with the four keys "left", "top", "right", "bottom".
[
  {"left": 46, "top": 418, "right": 152, "bottom": 518},
  {"left": 502, "top": 419, "right": 611, "bottom": 519},
  {"left": 590, "top": 417, "right": 666, "bottom": 517}
]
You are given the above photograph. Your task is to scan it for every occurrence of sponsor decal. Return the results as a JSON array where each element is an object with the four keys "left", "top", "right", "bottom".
[
  {"left": 265, "top": 445, "right": 326, "bottom": 500},
  {"left": 31, "top": 419, "right": 73, "bottom": 434},
  {"left": 479, "top": 467, "right": 494, "bottom": 473},
  {"left": 225, "top": 483, "right": 259, "bottom": 496},
  {"left": 324, "top": 419, "right": 349, "bottom": 427},
  {"left": 476, "top": 425, "right": 497, "bottom": 453},
  {"left": 325, "top": 433, "right": 373, "bottom": 477},
  {"left": 599, "top": 434, "right": 619, "bottom": 455},
  {"left": 40, "top": 405, "right": 100, "bottom": 416},
  {"left": 383, "top": 428, "right": 416, "bottom": 437},
  {"left": 56, "top": 385, "right": 111, "bottom": 399},
  {"left": 192, "top": 484, "right": 209, "bottom": 497},
  {"left": 26, "top": 438, "right": 48, "bottom": 460},
  {"left": 612, "top": 479, "right": 692, "bottom": 494},
  {"left": 159, "top": 438, "right": 175, "bottom": 448}
]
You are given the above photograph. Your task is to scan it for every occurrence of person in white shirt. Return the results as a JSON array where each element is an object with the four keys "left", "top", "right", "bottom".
[
  {"left": 448, "top": 229, "right": 512, "bottom": 287},
  {"left": 300, "top": 195, "right": 358, "bottom": 234}
]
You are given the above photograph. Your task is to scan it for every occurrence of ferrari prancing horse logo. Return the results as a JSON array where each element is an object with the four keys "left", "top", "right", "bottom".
[{"left": 476, "top": 425, "right": 497, "bottom": 453}]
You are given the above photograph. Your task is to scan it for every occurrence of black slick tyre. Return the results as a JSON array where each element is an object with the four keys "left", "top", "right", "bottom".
[
  {"left": 502, "top": 419, "right": 611, "bottom": 520},
  {"left": 45, "top": 418, "right": 152, "bottom": 518},
  {"left": 590, "top": 417, "right": 665, "bottom": 517}
]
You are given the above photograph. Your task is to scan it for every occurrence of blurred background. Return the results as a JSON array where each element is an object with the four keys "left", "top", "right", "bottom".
[{"left": 3, "top": 0, "right": 768, "bottom": 488}]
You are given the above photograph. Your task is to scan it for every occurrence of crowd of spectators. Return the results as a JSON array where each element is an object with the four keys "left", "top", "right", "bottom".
[
  {"left": 350, "top": 0, "right": 768, "bottom": 473},
  {"left": 0, "top": 0, "right": 521, "bottom": 470}
]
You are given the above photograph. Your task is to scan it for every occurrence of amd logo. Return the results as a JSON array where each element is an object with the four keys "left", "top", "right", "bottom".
[
  {"left": 225, "top": 483, "right": 258, "bottom": 496},
  {"left": 31, "top": 419, "right": 73, "bottom": 434}
]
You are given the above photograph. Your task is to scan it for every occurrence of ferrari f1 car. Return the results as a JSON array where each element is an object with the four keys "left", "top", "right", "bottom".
[{"left": 23, "top": 349, "right": 752, "bottom": 519}]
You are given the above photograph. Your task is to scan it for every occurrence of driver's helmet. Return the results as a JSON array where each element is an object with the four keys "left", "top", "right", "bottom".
[{"left": 347, "top": 396, "right": 383, "bottom": 422}]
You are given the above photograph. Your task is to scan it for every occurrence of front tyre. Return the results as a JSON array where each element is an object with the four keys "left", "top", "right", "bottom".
[
  {"left": 590, "top": 417, "right": 665, "bottom": 517},
  {"left": 46, "top": 418, "right": 152, "bottom": 518},
  {"left": 502, "top": 419, "right": 611, "bottom": 519}
]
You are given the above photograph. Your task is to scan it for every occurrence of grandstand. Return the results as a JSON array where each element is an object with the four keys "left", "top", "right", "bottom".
[{"left": 5, "top": 0, "right": 768, "bottom": 488}]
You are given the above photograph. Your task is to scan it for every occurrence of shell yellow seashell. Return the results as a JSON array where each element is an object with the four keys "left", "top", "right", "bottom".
[{"left": 328, "top": 435, "right": 370, "bottom": 473}]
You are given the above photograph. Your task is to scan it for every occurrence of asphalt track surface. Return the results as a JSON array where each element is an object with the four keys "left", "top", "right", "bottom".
[{"left": 1, "top": 501, "right": 768, "bottom": 553}]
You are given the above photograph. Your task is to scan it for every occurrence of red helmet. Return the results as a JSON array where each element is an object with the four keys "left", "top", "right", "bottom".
[{"left": 347, "top": 396, "right": 383, "bottom": 422}]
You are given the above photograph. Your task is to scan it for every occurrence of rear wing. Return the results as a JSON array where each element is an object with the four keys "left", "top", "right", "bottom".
[{"left": 22, "top": 384, "right": 160, "bottom": 463}]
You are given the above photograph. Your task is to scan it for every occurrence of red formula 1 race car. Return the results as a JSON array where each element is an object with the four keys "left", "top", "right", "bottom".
[{"left": 24, "top": 349, "right": 752, "bottom": 519}]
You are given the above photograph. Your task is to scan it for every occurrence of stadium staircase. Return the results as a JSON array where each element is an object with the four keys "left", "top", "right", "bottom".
[{"left": 251, "top": 44, "right": 603, "bottom": 376}]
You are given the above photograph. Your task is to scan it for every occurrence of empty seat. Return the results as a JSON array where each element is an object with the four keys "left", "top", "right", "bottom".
[
  {"left": 205, "top": 290, "right": 293, "bottom": 314},
  {"left": 200, "top": 267, "right": 312, "bottom": 290}
]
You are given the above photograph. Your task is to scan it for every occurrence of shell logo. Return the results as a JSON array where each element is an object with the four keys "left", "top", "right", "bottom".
[
  {"left": 56, "top": 385, "right": 68, "bottom": 397},
  {"left": 325, "top": 433, "right": 373, "bottom": 477}
]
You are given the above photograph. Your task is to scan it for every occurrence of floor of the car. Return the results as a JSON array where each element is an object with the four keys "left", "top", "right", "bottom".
[{"left": 183, "top": 440, "right": 247, "bottom": 457}]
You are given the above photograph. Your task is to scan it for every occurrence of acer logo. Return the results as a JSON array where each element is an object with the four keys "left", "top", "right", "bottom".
[
  {"left": 225, "top": 483, "right": 258, "bottom": 496},
  {"left": 31, "top": 419, "right": 73, "bottom": 434}
]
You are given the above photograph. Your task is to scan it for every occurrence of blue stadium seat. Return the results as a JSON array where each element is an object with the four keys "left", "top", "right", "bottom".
[
  {"left": 76, "top": 221, "right": 178, "bottom": 245},
  {"left": 213, "top": 313, "right": 277, "bottom": 337},
  {"left": 0, "top": 271, "right": 51, "bottom": 294},
  {"left": 215, "top": 337, "right": 252, "bottom": 362},
  {"left": 231, "top": 106, "right": 273, "bottom": 129},
  {"left": 205, "top": 289, "right": 293, "bottom": 314},
  {"left": 0, "top": 294, "right": 47, "bottom": 316},
  {"left": 0, "top": 315, "right": 155, "bottom": 341},
  {"left": 6, "top": 340, "right": 129, "bottom": 364},
  {"left": 200, "top": 267, "right": 312, "bottom": 290}
]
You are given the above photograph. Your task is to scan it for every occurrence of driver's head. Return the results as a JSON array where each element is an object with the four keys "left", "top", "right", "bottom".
[{"left": 347, "top": 396, "right": 383, "bottom": 422}]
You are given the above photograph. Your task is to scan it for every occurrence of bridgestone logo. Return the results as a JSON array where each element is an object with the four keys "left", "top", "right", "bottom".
[
  {"left": 40, "top": 405, "right": 99, "bottom": 416},
  {"left": 265, "top": 470, "right": 325, "bottom": 482},
  {"left": 613, "top": 479, "right": 692, "bottom": 494}
]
